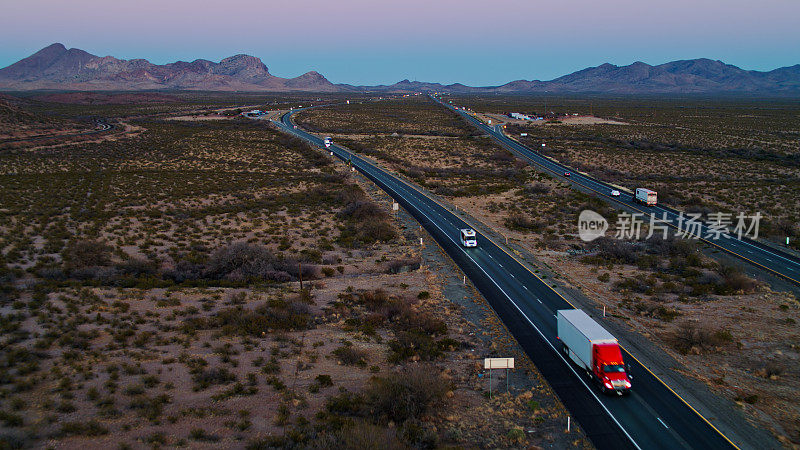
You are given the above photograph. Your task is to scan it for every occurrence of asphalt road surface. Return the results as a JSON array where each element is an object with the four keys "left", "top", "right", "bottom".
[
  {"left": 0, "top": 119, "right": 114, "bottom": 145},
  {"left": 438, "top": 98, "right": 800, "bottom": 287},
  {"left": 273, "top": 110, "right": 741, "bottom": 450}
]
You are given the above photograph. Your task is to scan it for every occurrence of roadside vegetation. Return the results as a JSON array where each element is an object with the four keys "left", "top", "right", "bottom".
[
  {"left": 453, "top": 95, "right": 800, "bottom": 250},
  {"left": 0, "top": 97, "right": 585, "bottom": 448},
  {"left": 295, "top": 95, "right": 480, "bottom": 137},
  {"left": 302, "top": 95, "right": 800, "bottom": 446}
]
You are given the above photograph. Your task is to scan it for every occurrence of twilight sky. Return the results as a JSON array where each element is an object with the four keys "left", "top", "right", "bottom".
[{"left": 1, "top": 0, "right": 798, "bottom": 85}]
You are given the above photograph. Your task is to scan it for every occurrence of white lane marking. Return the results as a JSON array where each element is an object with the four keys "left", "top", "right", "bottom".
[
  {"left": 417, "top": 207, "right": 642, "bottom": 449},
  {"left": 288, "top": 115, "right": 717, "bottom": 448},
  {"left": 298, "top": 122, "right": 643, "bottom": 450},
  {"left": 469, "top": 114, "right": 800, "bottom": 274}
]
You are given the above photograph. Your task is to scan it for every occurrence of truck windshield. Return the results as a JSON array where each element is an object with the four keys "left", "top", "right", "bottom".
[{"left": 603, "top": 364, "right": 626, "bottom": 373}]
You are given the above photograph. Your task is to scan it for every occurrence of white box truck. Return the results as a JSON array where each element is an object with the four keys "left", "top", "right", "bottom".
[
  {"left": 557, "top": 309, "right": 632, "bottom": 395},
  {"left": 634, "top": 188, "right": 657, "bottom": 206},
  {"left": 324, "top": 137, "right": 332, "bottom": 148}
]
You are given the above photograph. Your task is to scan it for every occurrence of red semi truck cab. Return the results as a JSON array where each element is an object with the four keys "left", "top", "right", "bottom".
[
  {"left": 592, "top": 342, "right": 632, "bottom": 394},
  {"left": 557, "top": 309, "right": 632, "bottom": 395}
]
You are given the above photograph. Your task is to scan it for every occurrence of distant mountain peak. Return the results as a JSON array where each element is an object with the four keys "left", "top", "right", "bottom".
[
  {"left": 41, "top": 42, "right": 67, "bottom": 53},
  {"left": 0, "top": 45, "right": 798, "bottom": 94}
]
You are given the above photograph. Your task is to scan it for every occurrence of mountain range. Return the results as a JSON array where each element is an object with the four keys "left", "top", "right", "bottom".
[{"left": 1, "top": 43, "right": 799, "bottom": 94}]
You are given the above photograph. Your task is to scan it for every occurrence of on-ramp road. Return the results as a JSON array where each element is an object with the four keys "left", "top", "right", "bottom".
[{"left": 273, "top": 109, "right": 745, "bottom": 450}]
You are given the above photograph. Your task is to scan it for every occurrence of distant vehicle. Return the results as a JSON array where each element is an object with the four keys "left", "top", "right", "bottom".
[
  {"left": 324, "top": 137, "right": 332, "bottom": 148},
  {"left": 557, "top": 309, "right": 632, "bottom": 395},
  {"left": 634, "top": 188, "right": 657, "bottom": 206},
  {"left": 564, "top": 171, "right": 571, "bottom": 177},
  {"left": 611, "top": 190, "right": 621, "bottom": 197},
  {"left": 460, "top": 228, "right": 477, "bottom": 248}
]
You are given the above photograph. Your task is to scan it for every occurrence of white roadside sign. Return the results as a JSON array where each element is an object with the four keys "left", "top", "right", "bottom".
[{"left": 484, "top": 357, "right": 514, "bottom": 370}]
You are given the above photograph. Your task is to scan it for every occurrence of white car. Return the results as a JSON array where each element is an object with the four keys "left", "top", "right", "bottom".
[{"left": 611, "top": 190, "right": 621, "bottom": 197}]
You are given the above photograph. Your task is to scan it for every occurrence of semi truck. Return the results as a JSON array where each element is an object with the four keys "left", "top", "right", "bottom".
[
  {"left": 557, "top": 309, "right": 632, "bottom": 395},
  {"left": 634, "top": 188, "right": 657, "bottom": 206},
  {"left": 459, "top": 228, "right": 477, "bottom": 247}
]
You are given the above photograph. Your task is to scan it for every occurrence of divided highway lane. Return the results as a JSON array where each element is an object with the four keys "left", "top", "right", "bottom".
[
  {"left": 0, "top": 119, "right": 114, "bottom": 145},
  {"left": 438, "top": 99, "right": 800, "bottom": 286},
  {"left": 274, "top": 110, "right": 738, "bottom": 450}
]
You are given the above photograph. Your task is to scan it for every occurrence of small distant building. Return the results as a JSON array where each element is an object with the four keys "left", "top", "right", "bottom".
[{"left": 509, "top": 112, "right": 532, "bottom": 121}]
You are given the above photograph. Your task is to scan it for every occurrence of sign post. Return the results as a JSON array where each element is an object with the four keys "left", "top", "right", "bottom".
[{"left": 484, "top": 357, "right": 514, "bottom": 398}]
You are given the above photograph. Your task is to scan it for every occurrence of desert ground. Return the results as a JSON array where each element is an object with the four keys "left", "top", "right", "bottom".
[
  {"left": 0, "top": 93, "right": 589, "bottom": 449},
  {"left": 297, "top": 95, "right": 800, "bottom": 447}
]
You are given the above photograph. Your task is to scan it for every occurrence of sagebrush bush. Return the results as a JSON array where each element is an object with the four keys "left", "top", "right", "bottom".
[
  {"left": 332, "top": 346, "right": 368, "bottom": 367},
  {"left": 668, "top": 321, "right": 732, "bottom": 354},
  {"left": 366, "top": 366, "right": 450, "bottom": 423}
]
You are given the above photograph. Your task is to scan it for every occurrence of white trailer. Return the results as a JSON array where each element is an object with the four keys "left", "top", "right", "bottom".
[
  {"left": 557, "top": 309, "right": 632, "bottom": 394},
  {"left": 558, "top": 310, "right": 616, "bottom": 370},
  {"left": 634, "top": 188, "right": 657, "bottom": 206}
]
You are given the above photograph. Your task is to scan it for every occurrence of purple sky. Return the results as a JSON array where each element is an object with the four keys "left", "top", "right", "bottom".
[{"left": 2, "top": 0, "right": 798, "bottom": 85}]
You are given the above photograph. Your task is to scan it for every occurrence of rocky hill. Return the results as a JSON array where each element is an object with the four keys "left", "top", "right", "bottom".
[
  {"left": 0, "top": 43, "right": 339, "bottom": 92},
  {"left": 2, "top": 44, "right": 798, "bottom": 94}
]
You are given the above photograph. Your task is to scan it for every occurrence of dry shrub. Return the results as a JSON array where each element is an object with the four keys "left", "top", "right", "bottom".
[
  {"left": 115, "top": 257, "right": 158, "bottom": 277},
  {"left": 205, "top": 242, "right": 318, "bottom": 282},
  {"left": 505, "top": 213, "right": 545, "bottom": 232},
  {"left": 366, "top": 365, "right": 450, "bottom": 423},
  {"left": 755, "top": 361, "right": 785, "bottom": 379},
  {"left": 63, "top": 240, "right": 112, "bottom": 272},
  {"left": 384, "top": 257, "right": 420, "bottom": 274},
  {"left": 359, "top": 289, "right": 390, "bottom": 310},
  {"left": 669, "top": 321, "right": 732, "bottom": 354},
  {"left": 524, "top": 183, "right": 551, "bottom": 195},
  {"left": 310, "top": 421, "right": 406, "bottom": 450},
  {"left": 184, "top": 299, "right": 313, "bottom": 336},
  {"left": 715, "top": 265, "right": 759, "bottom": 294},
  {"left": 332, "top": 345, "right": 369, "bottom": 367}
]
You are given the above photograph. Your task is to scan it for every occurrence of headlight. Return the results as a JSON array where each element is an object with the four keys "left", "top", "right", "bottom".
[
  {"left": 604, "top": 381, "right": 613, "bottom": 389},
  {"left": 624, "top": 380, "right": 631, "bottom": 388}
]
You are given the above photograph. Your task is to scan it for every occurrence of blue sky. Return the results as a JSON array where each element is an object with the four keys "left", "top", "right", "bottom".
[{"left": 1, "top": 0, "right": 798, "bottom": 85}]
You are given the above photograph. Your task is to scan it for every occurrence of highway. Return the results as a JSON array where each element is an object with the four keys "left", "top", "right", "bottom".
[
  {"left": 437, "top": 98, "right": 800, "bottom": 286},
  {"left": 273, "top": 109, "right": 741, "bottom": 450},
  {"left": 0, "top": 119, "right": 114, "bottom": 145}
]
